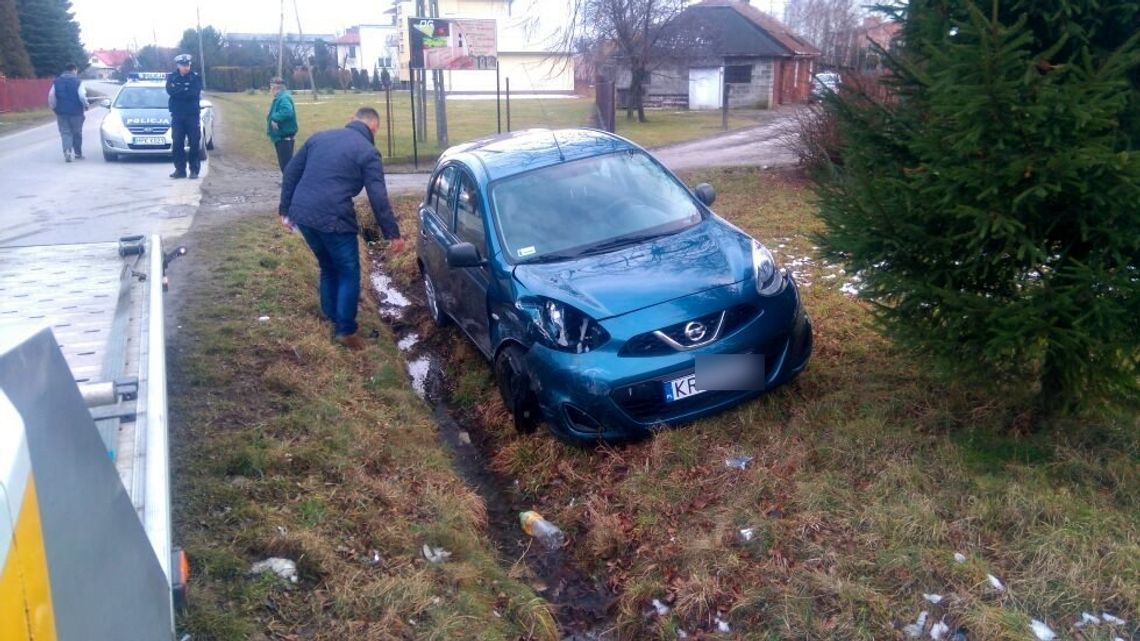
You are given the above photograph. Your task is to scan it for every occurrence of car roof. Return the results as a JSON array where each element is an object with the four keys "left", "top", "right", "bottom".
[{"left": 438, "top": 128, "right": 640, "bottom": 183}]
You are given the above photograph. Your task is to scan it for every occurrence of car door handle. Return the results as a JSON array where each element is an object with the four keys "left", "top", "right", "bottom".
[{"left": 420, "top": 228, "right": 428, "bottom": 238}]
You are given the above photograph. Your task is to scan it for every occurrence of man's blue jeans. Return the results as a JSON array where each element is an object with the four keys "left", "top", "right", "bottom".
[{"left": 297, "top": 224, "right": 360, "bottom": 337}]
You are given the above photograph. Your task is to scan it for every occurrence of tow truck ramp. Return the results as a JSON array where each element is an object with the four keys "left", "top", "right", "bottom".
[{"left": 0, "top": 235, "right": 182, "bottom": 640}]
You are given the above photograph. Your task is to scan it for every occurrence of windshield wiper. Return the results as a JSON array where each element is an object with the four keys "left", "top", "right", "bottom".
[
  {"left": 578, "top": 230, "right": 677, "bottom": 256},
  {"left": 520, "top": 251, "right": 583, "bottom": 264}
]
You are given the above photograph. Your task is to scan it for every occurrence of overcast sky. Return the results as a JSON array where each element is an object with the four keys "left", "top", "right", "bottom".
[
  {"left": 72, "top": 0, "right": 394, "bottom": 50},
  {"left": 72, "top": 0, "right": 788, "bottom": 51}
]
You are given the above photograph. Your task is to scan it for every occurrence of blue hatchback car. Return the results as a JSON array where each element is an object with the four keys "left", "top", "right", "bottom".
[{"left": 416, "top": 128, "right": 812, "bottom": 442}]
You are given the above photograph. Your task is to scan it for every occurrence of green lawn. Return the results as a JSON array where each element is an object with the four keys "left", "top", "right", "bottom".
[
  {"left": 378, "top": 168, "right": 1140, "bottom": 640},
  {"left": 0, "top": 108, "right": 54, "bottom": 136},
  {"left": 210, "top": 89, "right": 761, "bottom": 170}
]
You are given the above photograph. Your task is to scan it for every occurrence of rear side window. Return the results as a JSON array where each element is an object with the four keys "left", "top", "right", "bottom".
[
  {"left": 455, "top": 174, "right": 486, "bottom": 257},
  {"left": 429, "top": 166, "right": 457, "bottom": 225}
]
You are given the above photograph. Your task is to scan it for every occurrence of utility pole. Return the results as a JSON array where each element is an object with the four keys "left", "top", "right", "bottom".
[
  {"left": 430, "top": 0, "right": 447, "bottom": 148},
  {"left": 292, "top": 0, "right": 318, "bottom": 101},
  {"left": 277, "top": 0, "right": 285, "bottom": 79},
  {"left": 414, "top": 0, "right": 427, "bottom": 142},
  {"left": 196, "top": 2, "right": 207, "bottom": 89}
]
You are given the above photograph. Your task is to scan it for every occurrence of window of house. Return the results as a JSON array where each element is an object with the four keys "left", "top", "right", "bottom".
[
  {"left": 349, "top": 45, "right": 357, "bottom": 59},
  {"left": 725, "top": 64, "right": 752, "bottom": 84},
  {"left": 455, "top": 174, "right": 486, "bottom": 256}
]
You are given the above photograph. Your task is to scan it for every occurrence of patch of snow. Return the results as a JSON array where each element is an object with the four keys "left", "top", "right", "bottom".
[
  {"left": 397, "top": 332, "right": 420, "bottom": 351},
  {"left": 1029, "top": 619, "right": 1055, "bottom": 641},
  {"left": 251, "top": 557, "right": 298, "bottom": 583},
  {"left": 986, "top": 574, "right": 1004, "bottom": 591}
]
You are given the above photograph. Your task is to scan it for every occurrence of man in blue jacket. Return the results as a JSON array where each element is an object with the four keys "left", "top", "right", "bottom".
[
  {"left": 279, "top": 107, "right": 404, "bottom": 351},
  {"left": 48, "top": 63, "right": 88, "bottom": 162},
  {"left": 165, "top": 53, "right": 203, "bottom": 179}
]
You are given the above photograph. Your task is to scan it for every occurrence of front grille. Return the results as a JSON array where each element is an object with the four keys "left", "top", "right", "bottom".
[
  {"left": 611, "top": 380, "right": 739, "bottom": 421},
  {"left": 612, "top": 333, "right": 787, "bottom": 421},
  {"left": 127, "top": 125, "right": 170, "bottom": 135},
  {"left": 619, "top": 303, "right": 759, "bottom": 356}
]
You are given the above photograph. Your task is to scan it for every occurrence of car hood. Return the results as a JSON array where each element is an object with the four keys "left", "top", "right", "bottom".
[
  {"left": 511, "top": 219, "right": 754, "bottom": 320},
  {"left": 118, "top": 109, "right": 171, "bottom": 127}
]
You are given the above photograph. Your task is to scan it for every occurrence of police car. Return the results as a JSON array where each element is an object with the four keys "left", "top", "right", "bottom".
[{"left": 98, "top": 72, "right": 215, "bottom": 162}]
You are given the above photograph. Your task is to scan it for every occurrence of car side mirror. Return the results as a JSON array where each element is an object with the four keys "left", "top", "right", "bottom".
[
  {"left": 694, "top": 183, "right": 716, "bottom": 206},
  {"left": 99, "top": 98, "right": 111, "bottom": 108},
  {"left": 446, "top": 242, "right": 485, "bottom": 268}
]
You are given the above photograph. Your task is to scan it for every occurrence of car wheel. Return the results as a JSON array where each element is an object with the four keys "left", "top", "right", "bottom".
[
  {"left": 494, "top": 345, "right": 541, "bottom": 434},
  {"left": 103, "top": 150, "right": 117, "bottom": 162},
  {"left": 206, "top": 133, "right": 214, "bottom": 150},
  {"left": 198, "top": 137, "right": 208, "bottom": 160},
  {"left": 422, "top": 271, "right": 450, "bottom": 327}
]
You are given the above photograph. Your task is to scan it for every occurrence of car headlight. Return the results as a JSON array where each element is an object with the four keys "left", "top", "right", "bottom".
[
  {"left": 752, "top": 240, "right": 784, "bottom": 296},
  {"left": 102, "top": 114, "right": 129, "bottom": 138},
  {"left": 520, "top": 298, "right": 609, "bottom": 353}
]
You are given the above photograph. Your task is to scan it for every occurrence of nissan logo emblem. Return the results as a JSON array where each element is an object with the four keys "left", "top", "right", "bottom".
[{"left": 684, "top": 321, "right": 707, "bottom": 343}]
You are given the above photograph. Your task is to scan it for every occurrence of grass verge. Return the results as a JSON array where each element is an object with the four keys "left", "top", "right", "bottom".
[
  {"left": 209, "top": 90, "right": 762, "bottom": 169},
  {"left": 376, "top": 167, "right": 1139, "bottom": 640},
  {"left": 0, "top": 108, "right": 54, "bottom": 136},
  {"left": 169, "top": 214, "right": 557, "bottom": 640}
]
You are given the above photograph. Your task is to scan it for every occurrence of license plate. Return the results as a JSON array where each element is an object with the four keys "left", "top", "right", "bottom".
[
  {"left": 132, "top": 136, "right": 167, "bottom": 146},
  {"left": 664, "top": 373, "right": 705, "bottom": 403}
]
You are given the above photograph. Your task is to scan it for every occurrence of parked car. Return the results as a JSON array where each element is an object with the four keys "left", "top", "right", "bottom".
[
  {"left": 416, "top": 128, "right": 812, "bottom": 443},
  {"left": 98, "top": 74, "right": 214, "bottom": 162},
  {"left": 810, "top": 72, "right": 841, "bottom": 101}
]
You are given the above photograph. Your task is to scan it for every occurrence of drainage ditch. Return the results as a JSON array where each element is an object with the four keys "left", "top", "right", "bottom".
[{"left": 367, "top": 253, "right": 616, "bottom": 641}]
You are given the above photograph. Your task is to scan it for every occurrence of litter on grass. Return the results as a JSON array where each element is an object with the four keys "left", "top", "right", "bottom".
[
  {"left": 986, "top": 574, "right": 1005, "bottom": 592},
  {"left": 1102, "top": 613, "right": 1126, "bottom": 626},
  {"left": 1029, "top": 619, "right": 1055, "bottom": 641},
  {"left": 738, "top": 527, "right": 756, "bottom": 542},
  {"left": 715, "top": 614, "right": 731, "bottom": 633},
  {"left": 422, "top": 544, "right": 451, "bottom": 564},
  {"left": 954, "top": 552, "right": 967, "bottom": 563},
  {"left": 903, "top": 611, "right": 929, "bottom": 638},
  {"left": 724, "top": 455, "right": 754, "bottom": 470},
  {"left": 651, "top": 599, "right": 670, "bottom": 616},
  {"left": 930, "top": 621, "right": 950, "bottom": 640},
  {"left": 924, "top": 593, "right": 944, "bottom": 605},
  {"left": 251, "top": 557, "right": 298, "bottom": 583},
  {"left": 257, "top": 315, "right": 270, "bottom": 322}
]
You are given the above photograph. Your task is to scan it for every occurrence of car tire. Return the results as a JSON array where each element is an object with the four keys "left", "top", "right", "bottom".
[
  {"left": 422, "top": 271, "right": 450, "bottom": 327},
  {"left": 198, "top": 137, "right": 208, "bottom": 161},
  {"left": 494, "top": 345, "right": 541, "bottom": 435},
  {"left": 103, "top": 150, "right": 118, "bottom": 162},
  {"left": 206, "top": 136, "right": 214, "bottom": 151}
]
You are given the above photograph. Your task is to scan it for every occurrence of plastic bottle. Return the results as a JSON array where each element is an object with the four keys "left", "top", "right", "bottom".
[{"left": 519, "top": 510, "right": 565, "bottom": 551}]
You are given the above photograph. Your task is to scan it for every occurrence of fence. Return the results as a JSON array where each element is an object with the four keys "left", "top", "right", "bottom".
[{"left": 0, "top": 78, "right": 55, "bottom": 113}]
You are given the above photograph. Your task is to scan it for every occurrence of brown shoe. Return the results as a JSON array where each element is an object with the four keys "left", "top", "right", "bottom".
[{"left": 334, "top": 334, "right": 366, "bottom": 351}]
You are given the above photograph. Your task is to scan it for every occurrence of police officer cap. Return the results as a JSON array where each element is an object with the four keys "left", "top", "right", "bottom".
[{"left": 174, "top": 54, "right": 192, "bottom": 65}]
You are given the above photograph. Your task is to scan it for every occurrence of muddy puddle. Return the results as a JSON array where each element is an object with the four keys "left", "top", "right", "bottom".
[{"left": 368, "top": 261, "right": 615, "bottom": 640}]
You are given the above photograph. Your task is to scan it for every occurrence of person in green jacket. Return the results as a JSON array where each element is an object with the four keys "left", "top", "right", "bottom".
[{"left": 267, "top": 77, "right": 298, "bottom": 172}]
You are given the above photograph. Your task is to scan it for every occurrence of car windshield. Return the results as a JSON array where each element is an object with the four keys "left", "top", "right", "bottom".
[
  {"left": 114, "top": 87, "right": 167, "bottom": 109},
  {"left": 491, "top": 150, "right": 703, "bottom": 262}
]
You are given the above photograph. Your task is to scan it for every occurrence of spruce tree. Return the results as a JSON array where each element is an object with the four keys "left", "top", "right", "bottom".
[
  {"left": 17, "top": 0, "right": 86, "bottom": 77},
  {"left": 0, "top": 0, "right": 35, "bottom": 77},
  {"left": 816, "top": 0, "right": 1140, "bottom": 413}
]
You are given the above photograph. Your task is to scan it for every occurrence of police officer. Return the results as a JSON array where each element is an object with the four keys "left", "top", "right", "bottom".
[{"left": 165, "top": 54, "right": 203, "bottom": 179}]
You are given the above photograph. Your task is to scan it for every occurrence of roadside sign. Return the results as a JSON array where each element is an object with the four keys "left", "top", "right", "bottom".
[{"left": 408, "top": 17, "right": 497, "bottom": 70}]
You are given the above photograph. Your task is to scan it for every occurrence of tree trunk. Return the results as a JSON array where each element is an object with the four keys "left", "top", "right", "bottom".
[{"left": 628, "top": 66, "right": 648, "bottom": 122}]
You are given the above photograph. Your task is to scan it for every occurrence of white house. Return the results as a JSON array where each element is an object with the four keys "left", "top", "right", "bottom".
[
  {"left": 335, "top": 25, "right": 401, "bottom": 83},
  {"left": 388, "top": 0, "right": 575, "bottom": 94}
]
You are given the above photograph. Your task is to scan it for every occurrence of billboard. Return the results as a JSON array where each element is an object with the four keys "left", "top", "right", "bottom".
[{"left": 408, "top": 17, "right": 498, "bottom": 71}]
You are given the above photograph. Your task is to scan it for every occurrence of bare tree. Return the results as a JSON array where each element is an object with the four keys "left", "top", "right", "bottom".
[
  {"left": 783, "top": 0, "right": 862, "bottom": 69},
  {"left": 562, "top": 0, "right": 690, "bottom": 122}
]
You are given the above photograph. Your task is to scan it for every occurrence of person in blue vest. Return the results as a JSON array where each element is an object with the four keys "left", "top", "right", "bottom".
[
  {"left": 48, "top": 63, "right": 89, "bottom": 162},
  {"left": 165, "top": 53, "right": 203, "bottom": 179}
]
